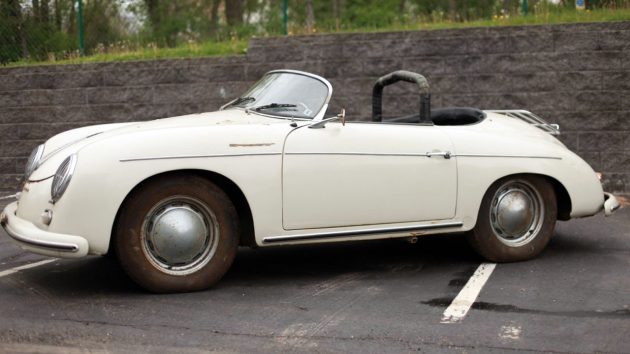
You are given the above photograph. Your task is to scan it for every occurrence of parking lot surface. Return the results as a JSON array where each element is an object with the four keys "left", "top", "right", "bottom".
[{"left": 0, "top": 207, "right": 629, "bottom": 353}]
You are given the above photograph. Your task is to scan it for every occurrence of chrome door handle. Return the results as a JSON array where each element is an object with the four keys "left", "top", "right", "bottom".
[{"left": 425, "top": 151, "right": 451, "bottom": 159}]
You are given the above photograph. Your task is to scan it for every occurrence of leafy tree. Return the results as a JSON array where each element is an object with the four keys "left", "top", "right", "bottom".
[
  {"left": 225, "top": 0, "right": 245, "bottom": 26},
  {"left": 0, "top": 0, "right": 25, "bottom": 63},
  {"left": 83, "top": 0, "right": 126, "bottom": 51}
]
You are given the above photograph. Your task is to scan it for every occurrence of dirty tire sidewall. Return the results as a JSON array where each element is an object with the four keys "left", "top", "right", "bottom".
[
  {"left": 466, "top": 175, "right": 557, "bottom": 263},
  {"left": 115, "top": 174, "right": 239, "bottom": 293}
]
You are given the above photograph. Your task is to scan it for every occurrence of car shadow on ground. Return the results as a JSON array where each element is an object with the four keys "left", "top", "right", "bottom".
[
  {"left": 12, "top": 233, "right": 480, "bottom": 296},
  {"left": 225, "top": 233, "right": 480, "bottom": 285},
  {"left": 11, "top": 226, "right": 609, "bottom": 296}
]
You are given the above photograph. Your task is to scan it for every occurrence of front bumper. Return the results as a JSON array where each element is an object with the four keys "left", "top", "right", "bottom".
[
  {"left": 0, "top": 201, "right": 88, "bottom": 258},
  {"left": 603, "top": 192, "right": 620, "bottom": 216}
]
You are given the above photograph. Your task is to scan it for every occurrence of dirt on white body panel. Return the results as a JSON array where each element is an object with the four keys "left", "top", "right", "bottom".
[
  {"left": 282, "top": 122, "right": 457, "bottom": 230},
  {"left": 16, "top": 110, "right": 294, "bottom": 255},
  {"left": 442, "top": 112, "right": 603, "bottom": 225},
  {"left": 13, "top": 109, "right": 606, "bottom": 254},
  {"left": 2, "top": 69, "right": 617, "bottom": 293}
]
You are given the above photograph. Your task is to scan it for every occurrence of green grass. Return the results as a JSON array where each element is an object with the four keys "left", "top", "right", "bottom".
[
  {"left": 4, "top": 7, "right": 630, "bottom": 68},
  {"left": 4, "top": 39, "right": 248, "bottom": 67},
  {"left": 328, "top": 7, "right": 630, "bottom": 33}
]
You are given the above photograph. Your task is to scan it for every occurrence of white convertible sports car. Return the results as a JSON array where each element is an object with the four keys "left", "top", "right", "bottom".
[{"left": 1, "top": 70, "right": 620, "bottom": 292}]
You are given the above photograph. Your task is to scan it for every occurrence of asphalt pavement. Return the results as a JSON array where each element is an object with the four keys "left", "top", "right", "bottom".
[{"left": 0, "top": 206, "right": 629, "bottom": 353}]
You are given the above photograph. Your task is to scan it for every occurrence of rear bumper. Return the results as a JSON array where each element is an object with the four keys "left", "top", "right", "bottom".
[
  {"left": 603, "top": 192, "right": 620, "bottom": 216},
  {"left": 0, "top": 202, "right": 88, "bottom": 258}
]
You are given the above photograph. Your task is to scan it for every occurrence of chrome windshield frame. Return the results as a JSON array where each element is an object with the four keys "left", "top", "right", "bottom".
[{"left": 220, "top": 69, "right": 333, "bottom": 122}]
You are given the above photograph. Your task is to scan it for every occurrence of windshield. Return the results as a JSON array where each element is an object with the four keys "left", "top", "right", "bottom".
[{"left": 223, "top": 72, "right": 330, "bottom": 119}]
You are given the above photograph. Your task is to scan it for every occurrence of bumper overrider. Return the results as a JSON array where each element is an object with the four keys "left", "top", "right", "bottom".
[
  {"left": 603, "top": 192, "right": 620, "bottom": 216},
  {"left": 0, "top": 201, "right": 88, "bottom": 258}
]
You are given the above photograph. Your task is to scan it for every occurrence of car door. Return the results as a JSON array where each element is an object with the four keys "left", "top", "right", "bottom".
[{"left": 282, "top": 122, "right": 457, "bottom": 230}]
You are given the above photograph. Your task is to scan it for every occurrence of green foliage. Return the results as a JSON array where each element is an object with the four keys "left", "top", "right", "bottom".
[
  {"left": 24, "top": 22, "right": 74, "bottom": 61},
  {"left": 0, "top": 0, "right": 22, "bottom": 64},
  {"left": 0, "top": 0, "right": 128, "bottom": 64},
  {"left": 342, "top": 0, "right": 402, "bottom": 28},
  {"left": 82, "top": 0, "right": 126, "bottom": 52},
  {"left": 5, "top": 38, "right": 247, "bottom": 67},
  {"left": 2, "top": 0, "right": 630, "bottom": 66}
]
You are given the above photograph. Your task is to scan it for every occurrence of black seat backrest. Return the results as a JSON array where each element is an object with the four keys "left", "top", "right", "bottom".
[{"left": 386, "top": 107, "right": 485, "bottom": 126}]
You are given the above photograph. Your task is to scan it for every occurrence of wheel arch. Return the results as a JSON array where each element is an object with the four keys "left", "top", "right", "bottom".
[
  {"left": 482, "top": 172, "right": 572, "bottom": 222},
  {"left": 110, "top": 169, "right": 256, "bottom": 254},
  {"left": 466, "top": 172, "right": 560, "bottom": 262},
  {"left": 545, "top": 175, "right": 572, "bottom": 221}
]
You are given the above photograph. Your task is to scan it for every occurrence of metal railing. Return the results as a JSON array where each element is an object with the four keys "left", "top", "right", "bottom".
[{"left": 487, "top": 110, "right": 561, "bottom": 136}]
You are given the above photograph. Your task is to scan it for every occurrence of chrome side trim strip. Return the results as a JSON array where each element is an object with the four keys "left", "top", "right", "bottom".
[
  {"left": 286, "top": 152, "right": 426, "bottom": 157},
  {"left": 263, "top": 221, "right": 464, "bottom": 244},
  {"left": 285, "top": 152, "right": 561, "bottom": 160},
  {"left": 121, "top": 152, "right": 560, "bottom": 162},
  {"left": 120, "top": 152, "right": 281, "bottom": 162},
  {"left": 453, "top": 154, "right": 561, "bottom": 160}
]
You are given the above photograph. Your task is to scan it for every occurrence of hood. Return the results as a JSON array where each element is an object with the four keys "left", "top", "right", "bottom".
[
  {"left": 106, "top": 109, "right": 292, "bottom": 133},
  {"left": 44, "top": 109, "right": 288, "bottom": 153},
  {"left": 29, "top": 109, "right": 298, "bottom": 180}
]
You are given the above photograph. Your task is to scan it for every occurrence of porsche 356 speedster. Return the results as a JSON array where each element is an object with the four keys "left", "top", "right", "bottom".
[{"left": 1, "top": 69, "right": 620, "bottom": 292}]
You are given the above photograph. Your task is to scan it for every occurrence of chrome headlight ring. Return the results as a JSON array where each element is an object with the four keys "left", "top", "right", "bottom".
[
  {"left": 25, "top": 144, "right": 45, "bottom": 179},
  {"left": 51, "top": 154, "right": 77, "bottom": 203}
]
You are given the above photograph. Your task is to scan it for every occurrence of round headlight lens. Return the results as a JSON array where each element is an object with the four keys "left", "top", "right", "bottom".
[
  {"left": 51, "top": 154, "right": 77, "bottom": 203},
  {"left": 25, "top": 144, "right": 45, "bottom": 179}
]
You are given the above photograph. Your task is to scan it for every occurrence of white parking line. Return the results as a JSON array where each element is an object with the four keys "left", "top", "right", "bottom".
[
  {"left": 441, "top": 262, "right": 497, "bottom": 324},
  {"left": 0, "top": 259, "right": 56, "bottom": 278}
]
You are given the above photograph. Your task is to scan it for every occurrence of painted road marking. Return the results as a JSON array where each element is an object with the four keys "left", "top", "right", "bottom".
[
  {"left": 441, "top": 262, "right": 497, "bottom": 323},
  {"left": 0, "top": 259, "right": 56, "bottom": 278},
  {"left": 500, "top": 324, "right": 522, "bottom": 340}
]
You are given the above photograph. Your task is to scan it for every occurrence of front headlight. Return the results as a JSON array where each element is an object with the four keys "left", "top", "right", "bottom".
[
  {"left": 25, "top": 144, "right": 45, "bottom": 179},
  {"left": 51, "top": 154, "right": 77, "bottom": 203}
]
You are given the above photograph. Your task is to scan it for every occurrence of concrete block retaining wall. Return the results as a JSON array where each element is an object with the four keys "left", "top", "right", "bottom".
[{"left": 0, "top": 21, "right": 628, "bottom": 196}]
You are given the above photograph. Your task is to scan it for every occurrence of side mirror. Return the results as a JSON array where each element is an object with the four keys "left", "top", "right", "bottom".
[{"left": 309, "top": 108, "right": 346, "bottom": 129}]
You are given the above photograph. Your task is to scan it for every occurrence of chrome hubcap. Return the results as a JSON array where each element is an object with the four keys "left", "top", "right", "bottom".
[
  {"left": 142, "top": 196, "right": 219, "bottom": 275},
  {"left": 490, "top": 180, "right": 544, "bottom": 247}
]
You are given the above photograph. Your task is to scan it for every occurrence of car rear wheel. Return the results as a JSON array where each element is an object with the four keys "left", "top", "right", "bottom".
[
  {"left": 114, "top": 175, "right": 238, "bottom": 293},
  {"left": 466, "top": 175, "right": 557, "bottom": 262}
]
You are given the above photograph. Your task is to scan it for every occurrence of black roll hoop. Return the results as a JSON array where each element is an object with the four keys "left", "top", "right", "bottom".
[{"left": 372, "top": 70, "right": 431, "bottom": 124}]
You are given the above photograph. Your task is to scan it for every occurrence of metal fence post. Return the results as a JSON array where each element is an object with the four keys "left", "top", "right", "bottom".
[
  {"left": 283, "top": 0, "right": 288, "bottom": 35},
  {"left": 78, "top": 0, "right": 85, "bottom": 56}
]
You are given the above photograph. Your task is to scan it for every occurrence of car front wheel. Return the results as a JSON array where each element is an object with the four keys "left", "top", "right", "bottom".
[
  {"left": 466, "top": 175, "right": 557, "bottom": 262},
  {"left": 114, "top": 174, "right": 238, "bottom": 293}
]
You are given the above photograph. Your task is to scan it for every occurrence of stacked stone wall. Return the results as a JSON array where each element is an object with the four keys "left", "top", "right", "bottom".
[{"left": 1, "top": 21, "right": 628, "bottom": 195}]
